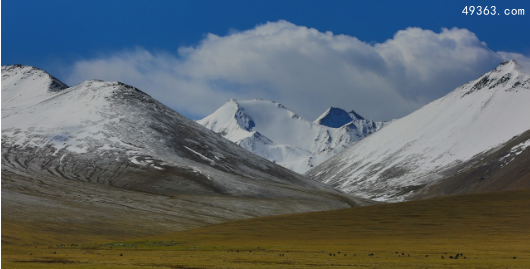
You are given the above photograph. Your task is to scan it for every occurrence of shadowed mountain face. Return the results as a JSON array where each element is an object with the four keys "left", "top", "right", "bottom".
[
  {"left": 307, "top": 60, "right": 530, "bottom": 202},
  {"left": 2, "top": 65, "right": 369, "bottom": 232},
  {"left": 410, "top": 129, "right": 530, "bottom": 200},
  {"left": 313, "top": 107, "right": 365, "bottom": 128}
]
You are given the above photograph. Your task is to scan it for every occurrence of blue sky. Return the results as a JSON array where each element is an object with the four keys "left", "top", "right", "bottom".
[{"left": 2, "top": 0, "right": 530, "bottom": 121}]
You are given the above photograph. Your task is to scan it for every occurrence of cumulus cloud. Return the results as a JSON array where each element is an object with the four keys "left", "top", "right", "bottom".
[{"left": 65, "top": 20, "right": 527, "bottom": 121}]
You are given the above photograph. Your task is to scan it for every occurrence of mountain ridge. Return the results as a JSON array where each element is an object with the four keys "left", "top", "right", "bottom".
[{"left": 307, "top": 60, "right": 530, "bottom": 202}]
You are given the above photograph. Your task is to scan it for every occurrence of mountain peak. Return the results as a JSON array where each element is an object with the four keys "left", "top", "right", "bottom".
[
  {"left": 489, "top": 59, "right": 530, "bottom": 76},
  {"left": 495, "top": 59, "right": 524, "bottom": 73},
  {"left": 314, "top": 107, "right": 351, "bottom": 128},
  {"left": 2, "top": 64, "right": 70, "bottom": 108},
  {"left": 347, "top": 110, "right": 365, "bottom": 121},
  {"left": 314, "top": 107, "right": 366, "bottom": 128},
  {"left": 457, "top": 60, "right": 530, "bottom": 97},
  {"left": 2, "top": 64, "right": 69, "bottom": 92}
]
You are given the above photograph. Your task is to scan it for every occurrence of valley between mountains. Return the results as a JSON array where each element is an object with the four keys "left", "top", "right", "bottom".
[{"left": 2, "top": 60, "right": 530, "bottom": 268}]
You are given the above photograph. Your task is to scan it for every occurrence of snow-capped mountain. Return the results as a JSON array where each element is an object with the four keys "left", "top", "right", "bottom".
[
  {"left": 2, "top": 65, "right": 363, "bottom": 211},
  {"left": 197, "top": 99, "right": 387, "bottom": 173},
  {"left": 307, "top": 60, "right": 530, "bottom": 202}
]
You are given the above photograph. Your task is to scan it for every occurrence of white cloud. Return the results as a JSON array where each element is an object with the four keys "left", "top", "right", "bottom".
[{"left": 65, "top": 20, "right": 527, "bottom": 121}]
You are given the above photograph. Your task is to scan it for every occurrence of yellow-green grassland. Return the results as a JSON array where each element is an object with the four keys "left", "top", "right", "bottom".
[{"left": 3, "top": 189, "right": 530, "bottom": 268}]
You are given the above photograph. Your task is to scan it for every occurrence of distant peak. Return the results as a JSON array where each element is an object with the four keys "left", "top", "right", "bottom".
[
  {"left": 314, "top": 107, "right": 353, "bottom": 128},
  {"left": 347, "top": 110, "right": 365, "bottom": 120},
  {"left": 314, "top": 107, "right": 369, "bottom": 128},
  {"left": 227, "top": 98, "right": 274, "bottom": 105},
  {"left": 328, "top": 107, "right": 345, "bottom": 112},
  {"left": 230, "top": 98, "right": 292, "bottom": 110},
  {"left": 250, "top": 98, "right": 282, "bottom": 106}
]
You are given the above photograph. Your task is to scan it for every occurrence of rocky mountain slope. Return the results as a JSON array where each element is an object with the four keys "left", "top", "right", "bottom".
[
  {"left": 307, "top": 60, "right": 530, "bottom": 202},
  {"left": 410, "top": 129, "right": 530, "bottom": 200},
  {"left": 198, "top": 99, "right": 387, "bottom": 173},
  {"left": 2, "top": 65, "right": 369, "bottom": 232}
]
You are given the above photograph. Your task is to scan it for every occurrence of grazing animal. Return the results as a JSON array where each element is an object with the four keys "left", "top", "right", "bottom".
[{"left": 442, "top": 256, "right": 444, "bottom": 259}]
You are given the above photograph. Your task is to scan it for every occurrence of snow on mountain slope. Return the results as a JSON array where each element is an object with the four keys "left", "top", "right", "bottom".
[
  {"left": 2, "top": 64, "right": 69, "bottom": 108},
  {"left": 307, "top": 60, "right": 530, "bottom": 202},
  {"left": 198, "top": 99, "right": 387, "bottom": 173},
  {"left": 410, "top": 129, "right": 530, "bottom": 200},
  {"left": 2, "top": 65, "right": 363, "bottom": 211}
]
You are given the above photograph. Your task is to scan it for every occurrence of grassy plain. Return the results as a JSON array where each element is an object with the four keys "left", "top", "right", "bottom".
[{"left": 3, "top": 189, "right": 530, "bottom": 268}]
